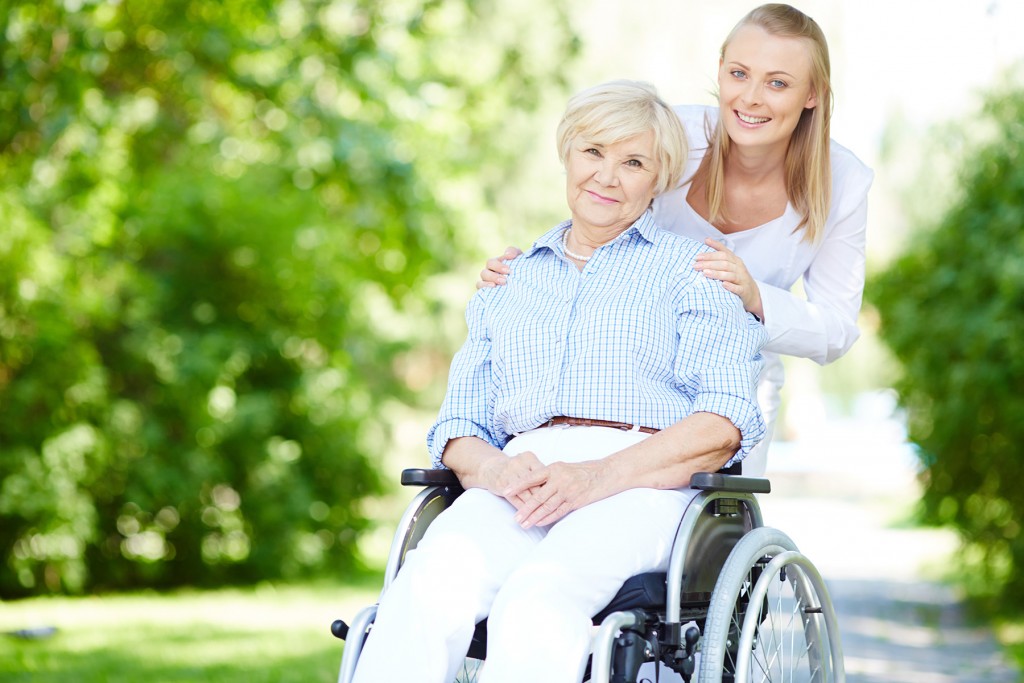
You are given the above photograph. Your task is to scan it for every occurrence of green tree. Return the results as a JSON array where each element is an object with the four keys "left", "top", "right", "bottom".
[
  {"left": 870, "top": 76, "right": 1024, "bottom": 607},
  {"left": 0, "top": 0, "right": 577, "bottom": 596}
]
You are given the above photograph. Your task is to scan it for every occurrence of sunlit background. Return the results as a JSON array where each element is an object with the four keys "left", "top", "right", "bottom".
[
  {"left": 2, "top": 1, "right": 1024, "bottom": 680},
  {"left": 389, "top": 0, "right": 1024, "bottom": 468},
  {"left": 318, "top": 0, "right": 1023, "bottom": 484},
  {"left": 550, "top": 0, "right": 1024, "bottom": 456}
]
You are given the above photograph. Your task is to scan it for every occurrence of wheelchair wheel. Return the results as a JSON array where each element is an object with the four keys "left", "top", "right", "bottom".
[
  {"left": 699, "top": 527, "right": 843, "bottom": 683},
  {"left": 453, "top": 657, "right": 483, "bottom": 682}
]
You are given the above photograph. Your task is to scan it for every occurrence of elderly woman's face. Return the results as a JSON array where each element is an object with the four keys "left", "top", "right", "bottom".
[{"left": 565, "top": 131, "right": 659, "bottom": 237}]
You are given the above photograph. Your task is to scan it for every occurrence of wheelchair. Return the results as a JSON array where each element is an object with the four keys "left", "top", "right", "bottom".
[{"left": 331, "top": 465, "right": 844, "bottom": 682}]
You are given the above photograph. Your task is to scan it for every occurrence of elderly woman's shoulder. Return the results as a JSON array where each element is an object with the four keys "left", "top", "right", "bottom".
[{"left": 647, "top": 224, "right": 714, "bottom": 261}]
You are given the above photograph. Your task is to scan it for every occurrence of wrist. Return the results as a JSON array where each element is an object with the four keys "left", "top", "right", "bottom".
[{"left": 443, "top": 437, "right": 503, "bottom": 491}]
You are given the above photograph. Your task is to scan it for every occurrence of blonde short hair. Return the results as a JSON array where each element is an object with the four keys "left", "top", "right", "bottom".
[{"left": 556, "top": 80, "right": 688, "bottom": 197}]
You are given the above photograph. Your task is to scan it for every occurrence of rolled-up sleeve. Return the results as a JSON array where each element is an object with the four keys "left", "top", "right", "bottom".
[
  {"left": 674, "top": 277, "right": 768, "bottom": 463},
  {"left": 426, "top": 292, "right": 503, "bottom": 468}
]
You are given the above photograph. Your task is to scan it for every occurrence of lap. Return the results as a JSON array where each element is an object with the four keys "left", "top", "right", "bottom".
[
  {"left": 408, "top": 480, "right": 692, "bottom": 614},
  {"left": 402, "top": 427, "right": 697, "bottom": 611}
]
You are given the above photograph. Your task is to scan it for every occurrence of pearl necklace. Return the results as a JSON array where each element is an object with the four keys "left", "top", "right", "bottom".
[{"left": 561, "top": 228, "right": 592, "bottom": 262}]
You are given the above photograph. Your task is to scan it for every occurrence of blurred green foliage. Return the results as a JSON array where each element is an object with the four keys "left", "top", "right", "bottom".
[
  {"left": 0, "top": 0, "right": 577, "bottom": 596},
  {"left": 870, "top": 76, "right": 1024, "bottom": 608}
]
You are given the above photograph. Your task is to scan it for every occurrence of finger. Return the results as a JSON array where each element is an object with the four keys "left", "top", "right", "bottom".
[
  {"left": 503, "top": 468, "right": 548, "bottom": 498},
  {"left": 693, "top": 258, "right": 734, "bottom": 271},
  {"left": 503, "top": 246, "right": 523, "bottom": 260},
  {"left": 506, "top": 490, "right": 532, "bottom": 511},
  {"left": 516, "top": 494, "right": 563, "bottom": 529},
  {"left": 704, "top": 237, "right": 728, "bottom": 252},
  {"left": 695, "top": 248, "right": 731, "bottom": 260},
  {"left": 486, "top": 257, "right": 511, "bottom": 275},
  {"left": 531, "top": 500, "right": 574, "bottom": 528},
  {"left": 700, "top": 269, "right": 738, "bottom": 284},
  {"left": 512, "top": 494, "right": 544, "bottom": 527}
]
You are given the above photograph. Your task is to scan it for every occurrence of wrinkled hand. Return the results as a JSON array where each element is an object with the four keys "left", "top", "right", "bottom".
[
  {"left": 693, "top": 238, "right": 764, "bottom": 318},
  {"left": 504, "top": 461, "right": 604, "bottom": 529},
  {"left": 476, "top": 246, "right": 523, "bottom": 289},
  {"left": 478, "top": 450, "right": 544, "bottom": 508}
]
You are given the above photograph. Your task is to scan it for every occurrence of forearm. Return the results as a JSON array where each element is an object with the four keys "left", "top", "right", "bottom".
[
  {"left": 759, "top": 281, "right": 861, "bottom": 364},
  {"left": 441, "top": 436, "right": 508, "bottom": 491},
  {"left": 595, "top": 412, "right": 739, "bottom": 495},
  {"left": 506, "top": 411, "right": 742, "bottom": 529},
  {"left": 759, "top": 195, "right": 868, "bottom": 363}
]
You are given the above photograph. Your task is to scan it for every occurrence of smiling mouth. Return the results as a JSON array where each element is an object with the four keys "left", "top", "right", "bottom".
[
  {"left": 736, "top": 111, "right": 771, "bottom": 125},
  {"left": 587, "top": 190, "right": 617, "bottom": 203}
]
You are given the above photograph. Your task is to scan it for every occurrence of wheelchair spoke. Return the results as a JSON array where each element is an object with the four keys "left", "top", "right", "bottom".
[{"left": 699, "top": 528, "right": 842, "bottom": 683}]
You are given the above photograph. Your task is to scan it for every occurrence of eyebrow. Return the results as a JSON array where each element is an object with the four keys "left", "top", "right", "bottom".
[
  {"left": 728, "top": 61, "right": 797, "bottom": 80},
  {"left": 582, "top": 140, "right": 654, "bottom": 161}
]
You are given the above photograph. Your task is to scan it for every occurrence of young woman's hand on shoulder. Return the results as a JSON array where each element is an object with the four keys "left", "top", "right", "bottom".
[
  {"left": 476, "top": 246, "right": 523, "bottom": 289},
  {"left": 694, "top": 238, "right": 765, "bottom": 321}
]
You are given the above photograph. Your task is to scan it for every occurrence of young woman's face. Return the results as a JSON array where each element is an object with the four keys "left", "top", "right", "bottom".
[
  {"left": 718, "top": 24, "right": 818, "bottom": 154},
  {"left": 564, "top": 131, "right": 659, "bottom": 237}
]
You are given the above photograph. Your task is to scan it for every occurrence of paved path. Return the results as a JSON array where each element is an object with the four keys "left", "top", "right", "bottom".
[{"left": 760, "top": 426, "right": 1021, "bottom": 683}]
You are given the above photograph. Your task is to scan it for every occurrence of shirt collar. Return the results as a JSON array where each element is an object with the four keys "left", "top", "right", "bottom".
[{"left": 525, "top": 208, "right": 659, "bottom": 257}]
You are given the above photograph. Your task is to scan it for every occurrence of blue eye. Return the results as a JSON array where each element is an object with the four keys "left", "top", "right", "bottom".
[
  {"left": 769, "top": 79, "right": 787, "bottom": 88},
  {"left": 730, "top": 69, "right": 746, "bottom": 79}
]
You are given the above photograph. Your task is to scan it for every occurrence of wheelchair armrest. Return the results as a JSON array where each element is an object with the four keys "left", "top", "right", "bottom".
[
  {"left": 689, "top": 472, "right": 771, "bottom": 494},
  {"left": 401, "top": 468, "right": 461, "bottom": 487}
]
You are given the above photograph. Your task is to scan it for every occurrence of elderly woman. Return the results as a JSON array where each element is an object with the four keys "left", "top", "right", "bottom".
[{"left": 352, "top": 80, "right": 767, "bottom": 683}]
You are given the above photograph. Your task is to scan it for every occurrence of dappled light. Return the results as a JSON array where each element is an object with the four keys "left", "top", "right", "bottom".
[
  {"left": 0, "top": 0, "right": 578, "bottom": 597},
  {"left": 871, "top": 77, "right": 1024, "bottom": 609}
]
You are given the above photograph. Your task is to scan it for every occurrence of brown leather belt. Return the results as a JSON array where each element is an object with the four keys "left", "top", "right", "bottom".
[{"left": 541, "top": 416, "right": 659, "bottom": 435}]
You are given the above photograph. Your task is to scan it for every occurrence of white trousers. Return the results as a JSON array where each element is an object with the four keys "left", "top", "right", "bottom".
[{"left": 351, "top": 426, "right": 700, "bottom": 683}]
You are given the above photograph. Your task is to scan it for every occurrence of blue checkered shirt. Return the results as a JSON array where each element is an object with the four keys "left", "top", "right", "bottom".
[{"left": 427, "top": 210, "right": 767, "bottom": 468}]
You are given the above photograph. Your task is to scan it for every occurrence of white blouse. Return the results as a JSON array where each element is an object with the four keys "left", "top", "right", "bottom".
[
  {"left": 653, "top": 105, "right": 874, "bottom": 474},
  {"left": 655, "top": 105, "right": 874, "bottom": 363}
]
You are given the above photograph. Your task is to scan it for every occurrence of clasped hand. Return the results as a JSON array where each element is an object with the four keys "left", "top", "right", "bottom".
[{"left": 485, "top": 453, "right": 604, "bottom": 529}]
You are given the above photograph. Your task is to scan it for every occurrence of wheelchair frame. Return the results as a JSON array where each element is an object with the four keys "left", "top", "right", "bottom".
[{"left": 332, "top": 467, "right": 844, "bottom": 683}]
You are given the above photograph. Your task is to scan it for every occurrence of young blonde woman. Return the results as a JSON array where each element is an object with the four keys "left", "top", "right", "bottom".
[{"left": 480, "top": 4, "right": 873, "bottom": 476}]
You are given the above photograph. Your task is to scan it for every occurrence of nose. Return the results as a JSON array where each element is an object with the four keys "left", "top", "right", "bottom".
[
  {"left": 594, "top": 157, "right": 619, "bottom": 187},
  {"left": 742, "top": 79, "right": 763, "bottom": 106}
]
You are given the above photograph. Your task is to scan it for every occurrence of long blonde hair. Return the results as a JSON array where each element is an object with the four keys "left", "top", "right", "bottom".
[{"left": 701, "top": 3, "right": 832, "bottom": 241}]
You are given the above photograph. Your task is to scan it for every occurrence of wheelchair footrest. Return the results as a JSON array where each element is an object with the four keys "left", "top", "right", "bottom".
[{"left": 331, "top": 619, "right": 349, "bottom": 641}]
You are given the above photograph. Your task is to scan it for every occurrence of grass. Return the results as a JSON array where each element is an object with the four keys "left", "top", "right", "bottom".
[
  {"left": 996, "top": 618, "right": 1024, "bottom": 678},
  {"left": 0, "top": 577, "right": 382, "bottom": 683}
]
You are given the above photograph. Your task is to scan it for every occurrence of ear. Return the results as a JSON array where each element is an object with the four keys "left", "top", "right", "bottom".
[{"left": 804, "top": 91, "right": 818, "bottom": 110}]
